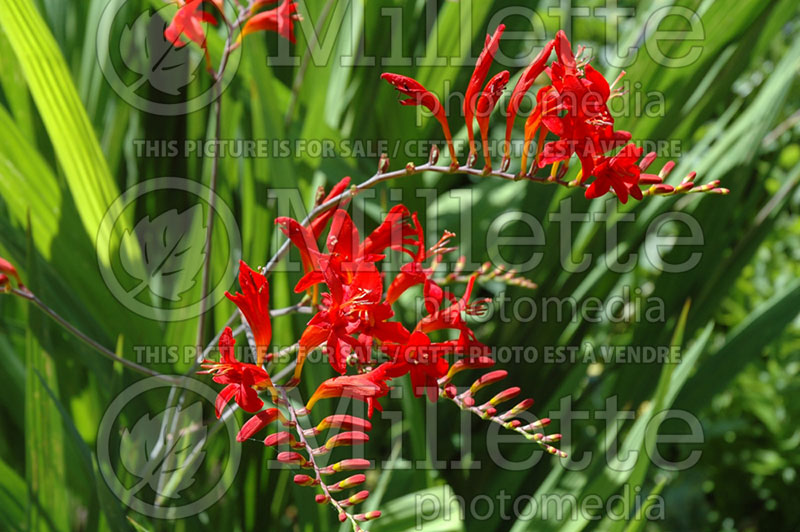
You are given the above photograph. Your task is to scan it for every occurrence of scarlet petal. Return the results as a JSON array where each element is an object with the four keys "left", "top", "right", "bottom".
[
  {"left": 215, "top": 384, "right": 237, "bottom": 418},
  {"left": 236, "top": 383, "right": 264, "bottom": 413},
  {"left": 585, "top": 179, "right": 610, "bottom": 200},
  {"left": 294, "top": 270, "right": 325, "bottom": 293},
  {"left": 219, "top": 326, "right": 236, "bottom": 364},
  {"left": 237, "top": 408, "right": 280, "bottom": 442},
  {"left": 327, "top": 209, "right": 359, "bottom": 260},
  {"left": 311, "top": 177, "right": 352, "bottom": 238},
  {"left": 553, "top": 30, "right": 577, "bottom": 74},
  {"left": 276, "top": 216, "right": 321, "bottom": 275}
]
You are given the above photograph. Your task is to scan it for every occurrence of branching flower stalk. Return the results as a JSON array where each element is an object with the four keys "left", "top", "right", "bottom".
[
  {"left": 0, "top": 9, "right": 735, "bottom": 528},
  {"left": 279, "top": 387, "right": 380, "bottom": 531},
  {"left": 438, "top": 365, "right": 566, "bottom": 458}
]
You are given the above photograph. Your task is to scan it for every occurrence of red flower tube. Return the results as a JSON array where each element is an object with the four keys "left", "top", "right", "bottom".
[
  {"left": 381, "top": 73, "right": 458, "bottom": 165},
  {"left": 464, "top": 25, "right": 505, "bottom": 160}
]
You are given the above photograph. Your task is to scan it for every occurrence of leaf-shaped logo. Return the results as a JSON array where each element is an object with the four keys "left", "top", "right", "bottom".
[
  {"left": 120, "top": 204, "right": 207, "bottom": 302},
  {"left": 119, "top": 7, "right": 203, "bottom": 95},
  {"left": 119, "top": 402, "right": 208, "bottom": 500}
]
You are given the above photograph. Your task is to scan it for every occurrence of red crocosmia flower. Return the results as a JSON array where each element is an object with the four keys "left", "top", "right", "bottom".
[
  {"left": 451, "top": 328, "right": 493, "bottom": 364},
  {"left": 385, "top": 222, "right": 450, "bottom": 313},
  {"left": 286, "top": 205, "right": 429, "bottom": 382},
  {"left": 359, "top": 205, "right": 421, "bottom": 261},
  {"left": 539, "top": 44, "right": 631, "bottom": 179},
  {"left": 295, "top": 261, "right": 395, "bottom": 377},
  {"left": 417, "top": 274, "right": 485, "bottom": 335},
  {"left": 538, "top": 73, "right": 630, "bottom": 178},
  {"left": 385, "top": 261, "right": 430, "bottom": 306},
  {"left": 291, "top": 206, "right": 418, "bottom": 286},
  {"left": 585, "top": 144, "right": 644, "bottom": 204},
  {"left": 306, "top": 362, "right": 405, "bottom": 418},
  {"left": 200, "top": 327, "right": 275, "bottom": 417},
  {"left": 464, "top": 25, "right": 505, "bottom": 159},
  {"left": 241, "top": 0, "right": 300, "bottom": 43},
  {"left": 381, "top": 73, "right": 458, "bottom": 165},
  {"left": 504, "top": 39, "right": 555, "bottom": 162},
  {"left": 476, "top": 70, "right": 510, "bottom": 169},
  {"left": 164, "top": 0, "right": 218, "bottom": 68},
  {"left": 383, "top": 331, "right": 451, "bottom": 402},
  {"left": 225, "top": 261, "right": 272, "bottom": 365}
]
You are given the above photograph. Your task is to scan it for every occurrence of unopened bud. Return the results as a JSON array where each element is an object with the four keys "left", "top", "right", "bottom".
[
  {"left": 428, "top": 144, "right": 440, "bottom": 165},
  {"left": 277, "top": 451, "right": 307, "bottom": 466},
  {"left": 293, "top": 474, "right": 319, "bottom": 487},
  {"left": 354, "top": 511, "right": 382, "bottom": 522},
  {"left": 378, "top": 153, "right": 390, "bottom": 173}
]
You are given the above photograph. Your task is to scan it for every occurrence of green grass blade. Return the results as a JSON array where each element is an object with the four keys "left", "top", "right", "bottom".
[{"left": 0, "top": 0, "right": 125, "bottom": 252}]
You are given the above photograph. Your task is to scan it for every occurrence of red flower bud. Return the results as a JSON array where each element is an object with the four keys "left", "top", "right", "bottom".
[
  {"left": 329, "top": 474, "right": 366, "bottom": 492},
  {"left": 237, "top": 408, "right": 280, "bottom": 442},
  {"left": 313, "top": 415, "right": 372, "bottom": 435},
  {"left": 319, "top": 458, "right": 372, "bottom": 475},
  {"left": 277, "top": 451, "right": 307, "bottom": 466},
  {"left": 469, "top": 370, "right": 507, "bottom": 396},
  {"left": 325, "top": 431, "right": 369, "bottom": 451},
  {"left": 293, "top": 474, "right": 319, "bottom": 487},
  {"left": 354, "top": 511, "right": 382, "bottom": 522}
]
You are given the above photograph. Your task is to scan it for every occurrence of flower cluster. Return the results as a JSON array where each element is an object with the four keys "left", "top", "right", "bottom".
[
  {"left": 281, "top": 199, "right": 493, "bottom": 411},
  {"left": 187, "top": 23, "right": 729, "bottom": 530},
  {"left": 199, "top": 177, "right": 560, "bottom": 528},
  {"left": 381, "top": 28, "right": 728, "bottom": 203},
  {"left": 207, "top": 177, "right": 495, "bottom": 416},
  {"left": 164, "top": 0, "right": 300, "bottom": 69}
]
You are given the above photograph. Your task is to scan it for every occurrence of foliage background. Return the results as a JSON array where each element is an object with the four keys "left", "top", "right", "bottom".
[{"left": 0, "top": 0, "right": 798, "bottom": 531}]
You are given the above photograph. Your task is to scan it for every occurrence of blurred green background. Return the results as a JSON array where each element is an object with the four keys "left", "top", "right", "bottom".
[{"left": 0, "top": 0, "right": 799, "bottom": 531}]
